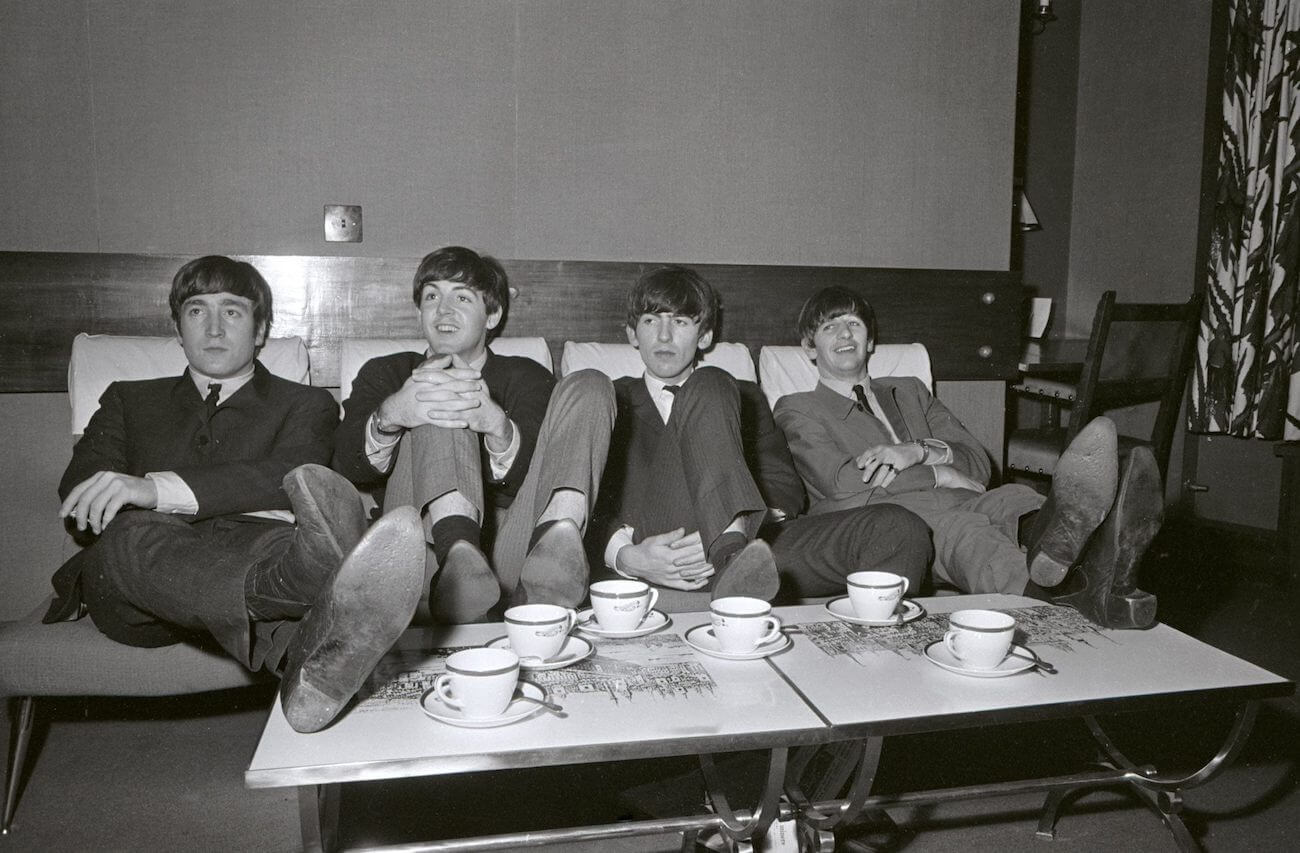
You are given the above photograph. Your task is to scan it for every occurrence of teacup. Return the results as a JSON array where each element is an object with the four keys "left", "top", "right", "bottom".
[
  {"left": 589, "top": 579, "right": 658, "bottom": 632},
  {"left": 504, "top": 603, "right": 577, "bottom": 661},
  {"left": 432, "top": 647, "right": 520, "bottom": 719},
  {"left": 943, "top": 609, "right": 1015, "bottom": 670},
  {"left": 846, "top": 571, "right": 909, "bottom": 621},
  {"left": 710, "top": 596, "right": 783, "bottom": 654}
]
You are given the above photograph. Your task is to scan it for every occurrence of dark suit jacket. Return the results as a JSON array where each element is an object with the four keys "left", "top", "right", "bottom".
[
  {"left": 590, "top": 373, "right": 805, "bottom": 551},
  {"left": 332, "top": 348, "right": 556, "bottom": 509},
  {"left": 48, "top": 362, "right": 339, "bottom": 619},
  {"left": 772, "top": 376, "right": 991, "bottom": 514}
]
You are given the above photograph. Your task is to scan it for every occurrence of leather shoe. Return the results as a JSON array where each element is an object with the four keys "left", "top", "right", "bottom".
[
  {"left": 280, "top": 464, "right": 367, "bottom": 593},
  {"left": 280, "top": 505, "right": 424, "bottom": 733},
  {"left": 1025, "top": 417, "right": 1118, "bottom": 587},
  {"left": 711, "top": 539, "right": 780, "bottom": 601},
  {"left": 429, "top": 540, "right": 500, "bottom": 623},
  {"left": 1054, "top": 445, "right": 1162, "bottom": 629},
  {"left": 519, "top": 519, "right": 589, "bottom": 607}
]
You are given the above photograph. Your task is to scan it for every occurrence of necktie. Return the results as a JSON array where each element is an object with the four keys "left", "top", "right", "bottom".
[
  {"left": 204, "top": 383, "right": 222, "bottom": 420},
  {"left": 851, "top": 384, "right": 871, "bottom": 414},
  {"left": 663, "top": 385, "right": 680, "bottom": 395}
]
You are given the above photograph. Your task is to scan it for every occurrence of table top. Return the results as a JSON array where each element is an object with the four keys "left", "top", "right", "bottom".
[
  {"left": 246, "top": 611, "right": 827, "bottom": 788},
  {"left": 775, "top": 594, "right": 1291, "bottom": 740},
  {"left": 1019, "top": 338, "right": 1089, "bottom": 374},
  {"left": 246, "top": 594, "right": 1292, "bottom": 790}
]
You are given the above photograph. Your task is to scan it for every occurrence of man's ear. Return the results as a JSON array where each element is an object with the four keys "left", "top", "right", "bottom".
[
  {"left": 698, "top": 328, "right": 714, "bottom": 351},
  {"left": 255, "top": 323, "right": 269, "bottom": 349},
  {"left": 800, "top": 339, "right": 817, "bottom": 361},
  {"left": 625, "top": 325, "right": 639, "bottom": 348},
  {"left": 486, "top": 307, "right": 503, "bottom": 331}
]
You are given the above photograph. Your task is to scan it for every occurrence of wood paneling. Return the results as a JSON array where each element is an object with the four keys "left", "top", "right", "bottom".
[{"left": 0, "top": 252, "right": 1021, "bottom": 391}]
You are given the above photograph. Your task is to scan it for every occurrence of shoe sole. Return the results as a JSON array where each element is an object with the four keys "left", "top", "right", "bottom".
[
  {"left": 712, "top": 540, "right": 780, "bottom": 601},
  {"left": 1027, "top": 419, "right": 1118, "bottom": 586},
  {"left": 429, "top": 540, "right": 500, "bottom": 623},
  {"left": 519, "top": 519, "right": 589, "bottom": 607},
  {"left": 280, "top": 506, "right": 424, "bottom": 733},
  {"left": 283, "top": 464, "right": 367, "bottom": 565}
]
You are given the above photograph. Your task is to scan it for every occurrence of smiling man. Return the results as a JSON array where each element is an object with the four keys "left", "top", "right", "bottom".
[
  {"left": 773, "top": 285, "right": 1129, "bottom": 598},
  {"left": 589, "top": 267, "right": 932, "bottom": 601},
  {"left": 334, "top": 246, "right": 615, "bottom": 622},
  {"left": 49, "top": 255, "right": 425, "bottom": 733}
]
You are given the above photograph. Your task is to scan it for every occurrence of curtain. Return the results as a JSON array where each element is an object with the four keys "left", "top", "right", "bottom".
[{"left": 1192, "top": 0, "right": 1300, "bottom": 439}]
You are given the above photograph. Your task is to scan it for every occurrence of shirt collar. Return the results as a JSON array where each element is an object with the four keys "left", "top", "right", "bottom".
[
  {"left": 642, "top": 366, "right": 693, "bottom": 398},
  {"left": 423, "top": 349, "right": 489, "bottom": 371},
  {"left": 821, "top": 371, "right": 873, "bottom": 401},
  {"left": 188, "top": 364, "right": 255, "bottom": 401}
]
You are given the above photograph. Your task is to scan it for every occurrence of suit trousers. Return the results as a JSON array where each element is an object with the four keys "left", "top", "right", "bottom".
[
  {"left": 383, "top": 369, "right": 615, "bottom": 596},
  {"left": 80, "top": 511, "right": 298, "bottom": 673}
]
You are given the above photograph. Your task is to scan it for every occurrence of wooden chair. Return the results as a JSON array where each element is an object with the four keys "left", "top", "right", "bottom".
[
  {"left": 0, "top": 334, "right": 310, "bottom": 833},
  {"left": 1006, "top": 290, "right": 1203, "bottom": 483}
]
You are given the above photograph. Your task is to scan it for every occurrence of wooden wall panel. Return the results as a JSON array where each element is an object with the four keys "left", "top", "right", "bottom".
[{"left": 0, "top": 252, "right": 1021, "bottom": 391}]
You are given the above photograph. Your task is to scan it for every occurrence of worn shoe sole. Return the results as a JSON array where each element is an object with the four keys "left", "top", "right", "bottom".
[
  {"left": 712, "top": 539, "right": 780, "bottom": 601},
  {"left": 280, "top": 505, "right": 424, "bottom": 733},
  {"left": 1026, "top": 417, "right": 1118, "bottom": 587},
  {"left": 519, "top": 519, "right": 589, "bottom": 608},
  {"left": 429, "top": 540, "right": 500, "bottom": 623},
  {"left": 282, "top": 463, "right": 367, "bottom": 569}
]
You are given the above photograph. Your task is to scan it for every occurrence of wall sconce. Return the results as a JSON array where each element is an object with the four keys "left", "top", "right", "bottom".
[
  {"left": 1018, "top": 189, "right": 1042, "bottom": 232},
  {"left": 1028, "top": 0, "right": 1057, "bottom": 35}
]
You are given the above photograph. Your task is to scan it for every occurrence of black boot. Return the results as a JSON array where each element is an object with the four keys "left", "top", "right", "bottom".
[{"left": 1054, "top": 445, "right": 1163, "bottom": 629}]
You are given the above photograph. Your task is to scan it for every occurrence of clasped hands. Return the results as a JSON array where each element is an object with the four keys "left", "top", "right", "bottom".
[
  {"left": 378, "top": 359, "right": 511, "bottom": 446},
  {"left": 616, "top": 529, "right": 713, "bottom": 591},
  {"left": 856, "top": 440, "right": 925, "bottom": 488},
  {"left": 60, "top": 471, "right": 158, "bottom": 535}
]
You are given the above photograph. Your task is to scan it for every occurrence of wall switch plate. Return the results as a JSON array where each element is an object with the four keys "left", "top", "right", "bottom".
[{"left": 324, "top": 204, "right": 362, "bottom": 242}]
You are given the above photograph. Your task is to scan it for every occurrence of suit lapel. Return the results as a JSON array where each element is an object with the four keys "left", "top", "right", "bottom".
[{"left": 870, "top": 379, "right": 912, "bottom": 442}]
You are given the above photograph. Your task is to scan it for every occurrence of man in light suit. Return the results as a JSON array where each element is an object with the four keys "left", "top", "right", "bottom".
[
  {"left": 773, "top": 286, "right": 1119, "bottom": 596},
  {"left": 51, "top": 255, "right": 425, "bottom": 733},
  {"left": 589, "top": 268, "right": 932, "bottom": 600}
]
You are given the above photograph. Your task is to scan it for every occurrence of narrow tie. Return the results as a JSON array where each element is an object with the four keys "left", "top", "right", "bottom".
[
  {"left": 851, "top": 383, "right": 871, "bottom": 413},
  {"left": 663, "top": 385, "right": 680, "bottom": 395},
  {"left": 204, "top": 383, "right": 222, "bottom": 420}
]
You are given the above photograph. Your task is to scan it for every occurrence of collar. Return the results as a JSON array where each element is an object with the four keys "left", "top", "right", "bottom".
[
  {"left": 424, "top": 349, "right": 489, "bottom": 371},
  {"left": 187, "top": 364, "right": 255, "bottom": 402},
  {"left": 642, "top": 366, "right": 694, "bottom": 398},
  {"left": 820, "top": 372, "right": 872, "bottom": 401}
]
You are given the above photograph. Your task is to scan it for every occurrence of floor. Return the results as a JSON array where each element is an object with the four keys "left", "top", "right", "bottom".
[{"left": 1, "top": 517, "right": 1296, "bottom": 852}]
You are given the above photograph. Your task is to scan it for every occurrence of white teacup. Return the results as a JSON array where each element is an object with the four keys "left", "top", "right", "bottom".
[
  {"left": 710, "top": 596, "right": 783, "bottom": 654},
  {"left": 432, "top": 647, "right": 520, "bottom": 719},
  {"left": 589, "top": 579, "right": 659, "bottom": 632},
  {"left": 504, "top": 603, "right": 577, "bottom": 661},
  {"left": 943, "top": 609, "right": 1016, "bottom": 670},
  {"left": 846, "top": 571, "right": 909, "bottom": 621}
]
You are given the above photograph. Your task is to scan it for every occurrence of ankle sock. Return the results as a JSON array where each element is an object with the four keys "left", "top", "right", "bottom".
[
  {"left": 430, "top": 515, "right": 481, "bottom": 566},
  {"left": 527, "top": 519, "right": 561, "bottom": 553},
  {"left": 708, "top": 530, "right": 748, "bottom": 571}
]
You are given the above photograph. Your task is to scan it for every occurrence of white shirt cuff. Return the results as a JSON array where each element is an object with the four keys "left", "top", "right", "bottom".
[
  {"left": 932, "top": 465, "right": 986, "bottom": 493},
  {"left": 486, "top": 418, "right": 520, "bottom": 481},
  {"left": 605, "top": 525, "right": 636, "bottom": 575},
  {"left": 145, "top": 471, "right": 198, "bottom": 515},
  {"left": 364, "top": 413, "right": 402, "bottom": 473}
]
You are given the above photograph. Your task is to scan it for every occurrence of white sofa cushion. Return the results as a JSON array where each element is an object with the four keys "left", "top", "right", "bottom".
[
  {"left": 338, "top": 337, "right": 552, "bottom": 403},
  {"left": 757, "top": 343, "right": 933, "bottom": 410},
  {"left": 68, "top": 334, "right": 310, "bottom": 435},
  {"left": 559, "top": 341, "right": 757, "bottom": 382}
]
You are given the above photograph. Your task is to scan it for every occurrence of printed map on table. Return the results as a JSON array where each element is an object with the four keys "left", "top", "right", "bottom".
[
  {"left": 354, "top": 633, "right": 716, "bottom": 712},
  {"left": 795, "top": 605, "right": 1111, "bottom": 665}
]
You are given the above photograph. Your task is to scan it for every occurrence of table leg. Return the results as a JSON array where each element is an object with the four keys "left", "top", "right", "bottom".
[
  {"left": 697, "top": 747, "right": 787, "bottom": 845},
  {"left": 785, "top": 737, "right": 884, "bottom": 833},
  {"left": 297, "top": 783, "right": 340, "bottom": 853}
]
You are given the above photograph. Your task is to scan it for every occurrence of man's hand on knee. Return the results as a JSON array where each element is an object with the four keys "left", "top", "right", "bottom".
[{"left": 60, "top": 471, "right": 159, "bottom": 535}]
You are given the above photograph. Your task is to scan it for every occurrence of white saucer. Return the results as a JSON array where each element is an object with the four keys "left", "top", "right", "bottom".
[
  {"left": 485, "top": 635, "right": 595, "bottom": 670},
  {"left": 922, "top": 641, "right": 1036, "bottom": 678},
  {"left": 825, "top": 597, "right": 925, "bottom": 626},
  {"left": 576, "top": 608, "right": 670, "bottom": 638},
  {"left": 683, "top": 624, "right": 792, "bottom": 661},
  {"left": 420, "top": 681, "right": 547, "bottom": 728}
]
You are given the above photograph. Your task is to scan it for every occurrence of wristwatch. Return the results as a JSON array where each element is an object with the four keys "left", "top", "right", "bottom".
[{"left": 912, "top": 438, "right": 945, "bottom": 464}]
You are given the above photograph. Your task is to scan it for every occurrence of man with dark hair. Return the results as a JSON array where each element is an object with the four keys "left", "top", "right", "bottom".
[
  {"left": 51, "top": 255, "right": 425, "bottom": 734},
  {"left": 590, "top": 267, "right": 932, "bottom": 600},
  {"left": 773, "top": 285, "right": 1123, "bottom": 596},
  {"left": 334, "top": 246, "right": 615, "bottom": 622}
]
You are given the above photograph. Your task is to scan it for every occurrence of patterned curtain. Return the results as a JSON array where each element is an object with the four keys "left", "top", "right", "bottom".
[{"left": 1192, "top": 0, "right": 1300, "bottom": 439}]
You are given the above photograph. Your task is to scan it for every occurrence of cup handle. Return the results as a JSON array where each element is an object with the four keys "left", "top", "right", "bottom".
[
  {"left": 562, "top": 608, "right": 578, "bottom": 634},
  {"left": 644, "top": 588, "right": 659, "bottom": 619},
  {"left": 943, "top": 630, "right": 963, "bottom": 661},
  {"left": 899, "top": 577, "right": 909, "bottom": 596},
  {"left": 433, "top": 674, "right": 462, "bottom": 710},
  {"left": 756, "top": 617, "right": 783, "bottom": 647}
]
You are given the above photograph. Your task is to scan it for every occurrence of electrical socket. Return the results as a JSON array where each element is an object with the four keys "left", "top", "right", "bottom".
[{"left": 324, "top": 204, "right": 362, "bottom": 242}]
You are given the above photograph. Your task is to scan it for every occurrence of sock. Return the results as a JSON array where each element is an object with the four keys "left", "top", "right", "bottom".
[
  {"left": 430, "top": 515, "right": 481, "bottom": 566},
  {"left": 1017, "top": 510, "right": 1040, "bottom": 546},
  {"left": 708, "top": 530, "right": 748, "bottom": 571},
  {"left": 527, "top": 518, "right": 561, "bottom": 553}
]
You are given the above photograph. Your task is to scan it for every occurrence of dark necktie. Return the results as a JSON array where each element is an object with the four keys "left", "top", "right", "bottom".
[
  {"left": 204, "top": 383, "right": 222, "bottom": 420},
  {"left": 851, "top": 383, "right": 871, "bottom": 414},
  {"left": 663, "top": 385, "right": 680, "bottom": 395}
]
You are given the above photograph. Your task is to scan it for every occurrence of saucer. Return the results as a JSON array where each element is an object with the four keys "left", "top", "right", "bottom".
[
  {"left": 922, "top": 641, "right": 1036, "bottom": 678},
  {"left": 825, "top": 597, "right": 925, "bottom": 627},
  {"left": 485, "top": 635, "right": 594, "bottom": 670},
  {"left": 576, "top": 608, "right": 670, "bottom": 638},
  {"left": 420, "top": 681, "right": 547, "bottom": 728},
  {"left": 683, "top": 624, "right": 792, "bottom": 661}
]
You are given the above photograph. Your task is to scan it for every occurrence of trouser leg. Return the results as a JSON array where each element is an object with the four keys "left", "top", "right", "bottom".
[
  {"left": 492, "top": 369, "right": 616, "bottom": 592},
  {"left": 768, "top": 504, "right": 933, "bottom": 599},
  {"left": 81, "top": 511, "right": 294, "bottom": 670}
]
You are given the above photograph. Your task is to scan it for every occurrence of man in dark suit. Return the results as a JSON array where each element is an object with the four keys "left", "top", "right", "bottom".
[
  {"left": 51, "top": 255, "right": 425, "bottom": 733},
  {"left": 772, "top": 285, "right": 1121, "bottom": 596},
  {"left": 334, "top": 246, "right": 614, "bottom": 622},
  {"left": 590, "top": 267, "right": 932, "bottom": 600}
]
